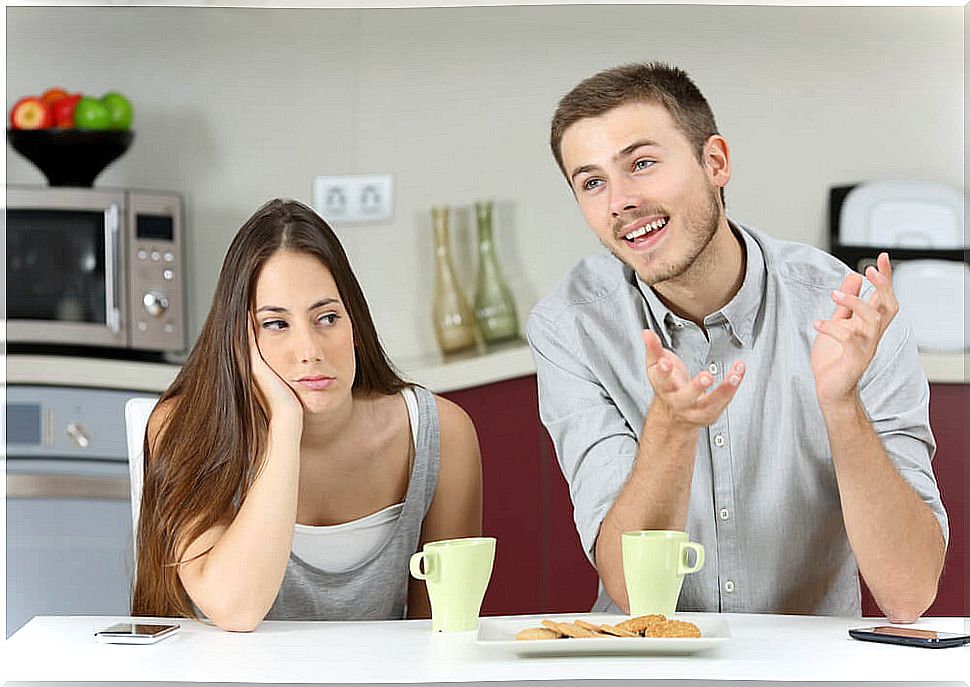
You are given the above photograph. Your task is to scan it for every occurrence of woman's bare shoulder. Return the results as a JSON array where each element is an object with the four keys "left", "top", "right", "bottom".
[{"left": 432, "top": 394, "right": 480, "bottom": 459}]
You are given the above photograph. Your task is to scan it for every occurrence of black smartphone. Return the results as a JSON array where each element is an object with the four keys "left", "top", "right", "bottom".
[
  {"left": 849, "top": 625, "right": 970, "bottom": 649},
  {"left": 94, "top": 622, "right": 180, "bottom": 644}
]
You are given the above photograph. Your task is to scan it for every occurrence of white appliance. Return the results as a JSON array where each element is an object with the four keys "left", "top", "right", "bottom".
[
  {"left": 5, "top": 385, "right": 156, "bottom": 637},
  {"left": 830, "top": 181, "right": 967, "bottom": 353}
]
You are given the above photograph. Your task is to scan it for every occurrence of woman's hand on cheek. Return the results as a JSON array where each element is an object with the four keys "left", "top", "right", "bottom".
[{"left": 248, "top": 316, "right": 305, "bottom": 433}]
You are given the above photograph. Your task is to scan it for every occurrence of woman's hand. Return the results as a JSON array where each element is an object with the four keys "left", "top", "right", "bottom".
[{"left": 248, "top": 316, "right": 304, "bottom": 432}]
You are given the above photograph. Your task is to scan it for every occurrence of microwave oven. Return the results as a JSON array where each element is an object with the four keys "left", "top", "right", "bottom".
[{"left": 6, "top": 186, "right": 186, "bottom": 356}]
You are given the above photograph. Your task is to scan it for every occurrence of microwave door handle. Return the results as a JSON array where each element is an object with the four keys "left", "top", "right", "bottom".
[{"left": 104, "top": 203, "right": 121, "bottom": 334}]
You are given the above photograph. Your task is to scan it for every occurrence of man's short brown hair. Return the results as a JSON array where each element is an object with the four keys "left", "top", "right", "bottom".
[{"left": 550, "top": 62, "right": 723, "bottom": 203}]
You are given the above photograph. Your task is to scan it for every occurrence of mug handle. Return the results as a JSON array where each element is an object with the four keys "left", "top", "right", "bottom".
[
  {"left": 678, "top": 542, "right": 705, "bottom": 575},
  {"left": 409, "top": 551, "right": 436, "bottom": 581}
]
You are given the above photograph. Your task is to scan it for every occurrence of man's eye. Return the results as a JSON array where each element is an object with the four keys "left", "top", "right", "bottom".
[
  {"left": 634, "top": 159, "right": 654, "bottom": 171},
  {"left": 582, "top": 178, "right": 603, "bottom": 191},
  {"left": 261, "top": 319, "right": 287, "bottom": 331}
]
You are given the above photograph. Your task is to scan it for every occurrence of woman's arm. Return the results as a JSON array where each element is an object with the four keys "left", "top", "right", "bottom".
[
  {"left": 167, "top": 322, "right": 305, "bottom": 632},
  {"left": 406, "top": 396, "right": 483, "bottom": 619}
]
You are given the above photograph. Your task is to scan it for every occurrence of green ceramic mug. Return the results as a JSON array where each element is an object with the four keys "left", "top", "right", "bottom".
[
  {"left": 409, "top": 536, "right": 496, "bottom": 632},
  {"left": 622, "top": 530, "right": 704, "bottom": 616}
]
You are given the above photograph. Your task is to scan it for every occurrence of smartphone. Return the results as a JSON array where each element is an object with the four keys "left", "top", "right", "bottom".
[
  {"left": 94, "top": 622, "right": 180, "bottom": 644},
  {"left": 849, "top": 625, "right": 970, "bottom": 649}
]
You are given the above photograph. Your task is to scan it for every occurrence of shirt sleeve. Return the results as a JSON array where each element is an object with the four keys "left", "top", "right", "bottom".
[
  {"left": 858, "top": 303, "right": 949, "bottom": 547},
  {"left": 526, "top": 305, "right": 639, "bottom": 565}
]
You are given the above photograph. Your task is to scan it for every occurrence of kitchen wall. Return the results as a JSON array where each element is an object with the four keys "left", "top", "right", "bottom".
[{"left": 7, "top": 4, "right": 964, "bottom": 365}]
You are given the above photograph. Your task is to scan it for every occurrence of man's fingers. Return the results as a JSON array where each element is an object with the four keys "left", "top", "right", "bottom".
[
  {"left": 831, "top": 289, "right": 878, "bottom": 329},
  {"left": 813, "top": 318, "right": 852, "bottom": 344},
  {"left": 842, "top": 271, "right": 864, "bottom": 297},
  {"left": 642, "top": 329, "right": 664, "bottom": 368},
  {"left": 864, "top": 253, "right": 899, "bottom": 325},
  {"left": 647, "top": 357, "right": 680, "bottom": 394},
  {"left": 694, "top": 362, "right": 745, "bottom": 414},
  {"left": 832, "top": 272, "right": 861, "bottom": 320},
  {"left": 876, "top": 251, "right": 892, "bottom": 284}
]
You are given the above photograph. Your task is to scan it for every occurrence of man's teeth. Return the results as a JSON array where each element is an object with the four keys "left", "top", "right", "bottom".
[{"left": 624, "top": 217, "right": 668, "bottom": 241}]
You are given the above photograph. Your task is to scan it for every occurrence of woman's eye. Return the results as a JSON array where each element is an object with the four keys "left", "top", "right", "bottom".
[
  {"left": 261, "top": 319, "right": 287, "bottom": 331},
  {"left": 318, "top": 313, "right": 340, "bottom": 326},
  {"left": 634, "top": 159, "right": 654, "bottom": 171}
]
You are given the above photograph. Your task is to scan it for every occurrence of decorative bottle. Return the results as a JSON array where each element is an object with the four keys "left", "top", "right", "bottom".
[
  {"left": 473, "top": 200, "right": 519, "bottom": 344},
  {"left": 431, "top": 206, "right": 477, "bottom": 355}
]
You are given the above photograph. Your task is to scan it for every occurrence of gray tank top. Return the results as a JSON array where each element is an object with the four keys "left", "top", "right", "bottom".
[{"left": 265, "top": 385, "right": 440, "bottom": 620}]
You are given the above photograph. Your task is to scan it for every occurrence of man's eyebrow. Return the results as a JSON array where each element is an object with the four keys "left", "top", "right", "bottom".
[
  {"left": 617, "top": 139, "right": 661, "bottom": 158},
  {"left": 255, "top": 298, "right": 340, "bottom": 314},
  {"left": 569, "top": 139, "right": 662, "bottom": 183}
]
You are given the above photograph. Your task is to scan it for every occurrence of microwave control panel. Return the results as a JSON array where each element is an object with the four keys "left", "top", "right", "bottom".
[{"left": 127, "top": 192, "right": 185, "bottom": 352}]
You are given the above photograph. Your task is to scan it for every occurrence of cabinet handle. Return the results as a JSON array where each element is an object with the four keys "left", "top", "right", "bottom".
[{"left": 6, "top": 473, "right": 129, "bottom": 500}]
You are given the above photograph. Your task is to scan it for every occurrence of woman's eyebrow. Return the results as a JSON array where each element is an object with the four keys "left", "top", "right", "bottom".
[{"left": 255, "top": 297, "right": 340, "bottom": 314}]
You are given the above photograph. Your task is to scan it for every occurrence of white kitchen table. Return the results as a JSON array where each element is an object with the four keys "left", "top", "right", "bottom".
[{"left": 2, "top": 613, "right": 967, "bottom": 685}]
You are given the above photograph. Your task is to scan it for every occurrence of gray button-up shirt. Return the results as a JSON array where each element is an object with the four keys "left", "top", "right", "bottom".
[{"left": 527, "top": 222, "right": 948, "bottom": 616}]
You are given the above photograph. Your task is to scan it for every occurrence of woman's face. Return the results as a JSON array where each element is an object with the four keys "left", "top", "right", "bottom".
[{"left": 252, "top": 249, "right": 356, "bottom": 414}]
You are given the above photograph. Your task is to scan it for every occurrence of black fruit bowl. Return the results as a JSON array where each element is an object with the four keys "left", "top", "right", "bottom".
[{"left": 7, "top": 128, "right": 134, "bottom": 187}]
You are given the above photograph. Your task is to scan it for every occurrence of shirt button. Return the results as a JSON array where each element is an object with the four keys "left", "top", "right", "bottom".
[
  {"left": 714, "top": 434, "right": 725, "bottom": 447},
  {"left": 708, "top": 362, "right": 718, "bottom": 375},
  {"left": 724, "top": 580, "right": 735, "bottom": 593},
  {"left": 719, "top": 508, "right": 730, "bottom": 520}
]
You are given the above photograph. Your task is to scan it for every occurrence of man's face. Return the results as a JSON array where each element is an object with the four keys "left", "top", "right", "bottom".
[{"left": 560, "top": 101, "right": 727, "bottom": 285}]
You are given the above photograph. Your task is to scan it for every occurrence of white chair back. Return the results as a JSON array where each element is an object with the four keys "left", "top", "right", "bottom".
[{"left": 124, "top": 397, "right": 158, "bottom": 556}]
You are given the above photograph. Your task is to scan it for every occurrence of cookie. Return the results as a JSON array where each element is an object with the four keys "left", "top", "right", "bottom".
[
  {"left": 516, "top": 627, "right": 562, "bottom": 641},
  {"left": 598, "top": 623, "right": 640, "bottom": 637},
  {"left": 644, "top": 619, "right": 702, "bottom": 638},
  {"left": 573, "top": 619, "right": 610, "bottom": 636},
  {"left": 541, "top": 619, "right": 598, "bottom": 638},
  {"left": 616, "top": 614, "right": 667, "bottom": 634}
]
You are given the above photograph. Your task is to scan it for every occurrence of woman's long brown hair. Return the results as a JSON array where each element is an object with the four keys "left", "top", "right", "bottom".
[{"left": 132, "top": 198, "right": 408, "bottom": 617}]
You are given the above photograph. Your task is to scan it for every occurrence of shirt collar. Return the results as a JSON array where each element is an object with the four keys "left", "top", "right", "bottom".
[{"left": 634, "top": 221, "right": 766, "bottom": 347}]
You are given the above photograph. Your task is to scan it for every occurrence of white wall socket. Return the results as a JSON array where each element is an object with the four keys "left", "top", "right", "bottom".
[{"left": 313, "top": 174, "right": 394, "bottom": 224}]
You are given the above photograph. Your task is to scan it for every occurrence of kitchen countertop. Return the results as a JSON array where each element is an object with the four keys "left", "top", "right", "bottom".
[
  {"left": 5, "top": 347, "right": 967, "bottom": 394},
  {"left": 3, "top": 612, "right": 968, "bottom": 684}
]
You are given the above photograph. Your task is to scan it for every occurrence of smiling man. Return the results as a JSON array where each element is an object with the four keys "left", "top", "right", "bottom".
[{"left": 527, "top": 62, "right": 947, "bottom": 620}]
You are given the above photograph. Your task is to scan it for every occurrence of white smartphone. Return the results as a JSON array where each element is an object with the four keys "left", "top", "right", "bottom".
[{"left": 94, "top": 622, "right": 180, "bottom": 644}]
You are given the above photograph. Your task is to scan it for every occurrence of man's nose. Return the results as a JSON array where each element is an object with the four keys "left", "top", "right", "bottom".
[{"left": 609, "top": 175, "right": 642, "bottom": 218}]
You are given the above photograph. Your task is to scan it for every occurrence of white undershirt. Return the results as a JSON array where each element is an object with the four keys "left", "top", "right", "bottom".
[{"left": 290, "top": 387, "right": 418, "bottom": 572}]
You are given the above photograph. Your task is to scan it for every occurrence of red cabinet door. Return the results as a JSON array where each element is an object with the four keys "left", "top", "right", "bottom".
[{"left": 862, "top": 383, "right": 968, "bottom": 617}]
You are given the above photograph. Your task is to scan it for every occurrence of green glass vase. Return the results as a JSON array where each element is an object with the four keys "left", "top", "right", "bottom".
[
  {"left": 473, "top": 201, "right": 519, "bottom": 344},
  {"left": 431, "top": 206, "right": 477, "bottom": 355}
]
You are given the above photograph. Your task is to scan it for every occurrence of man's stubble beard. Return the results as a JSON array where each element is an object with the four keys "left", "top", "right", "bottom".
[{"left": 602, "top": 183, "right": 722, "bottom": 287}]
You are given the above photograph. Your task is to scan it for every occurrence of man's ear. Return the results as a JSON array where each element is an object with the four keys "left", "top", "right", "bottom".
[{"left": 703, "top": 135, "right": 731, "bottom": 190}]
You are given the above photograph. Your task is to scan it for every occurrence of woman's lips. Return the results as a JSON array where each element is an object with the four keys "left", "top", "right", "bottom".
[{"left": 296, "top": 376, "right": 335, "bottom": 390}]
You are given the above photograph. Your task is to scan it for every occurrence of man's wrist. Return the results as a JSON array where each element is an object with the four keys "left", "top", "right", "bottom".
[
  {"left": 818, "top": 391, "right": 866, "bottom": 427},
  {"left": 644, "top": 400, "right": 700, "bottom": 445}
]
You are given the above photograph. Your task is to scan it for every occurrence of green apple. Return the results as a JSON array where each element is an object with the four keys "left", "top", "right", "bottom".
[
  {"left": 74, "top": 97, "right": 111, "bottom": 130},
  {"left": 100, "top": 91, "right": 133, "bottom": 130}
]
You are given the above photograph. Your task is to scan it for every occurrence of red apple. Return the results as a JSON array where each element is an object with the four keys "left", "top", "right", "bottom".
[
  {"left": 52, "top": 93, "right": 83, "bottom": 128},
  {"left": 10, "top": 97, "right": 53, "bottom": 129},
  {"left": 40, "top": 87, "right": 69, "bottom": 106}
]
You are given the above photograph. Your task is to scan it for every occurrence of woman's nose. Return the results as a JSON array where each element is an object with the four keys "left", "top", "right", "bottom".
[{"left": 296, "top": 329, "right": 324, "bottom": 364}]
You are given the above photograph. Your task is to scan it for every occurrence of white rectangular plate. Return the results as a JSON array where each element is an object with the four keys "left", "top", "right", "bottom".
[{"left": 477, "top": 613, "right": 730, "bottom": 656}]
